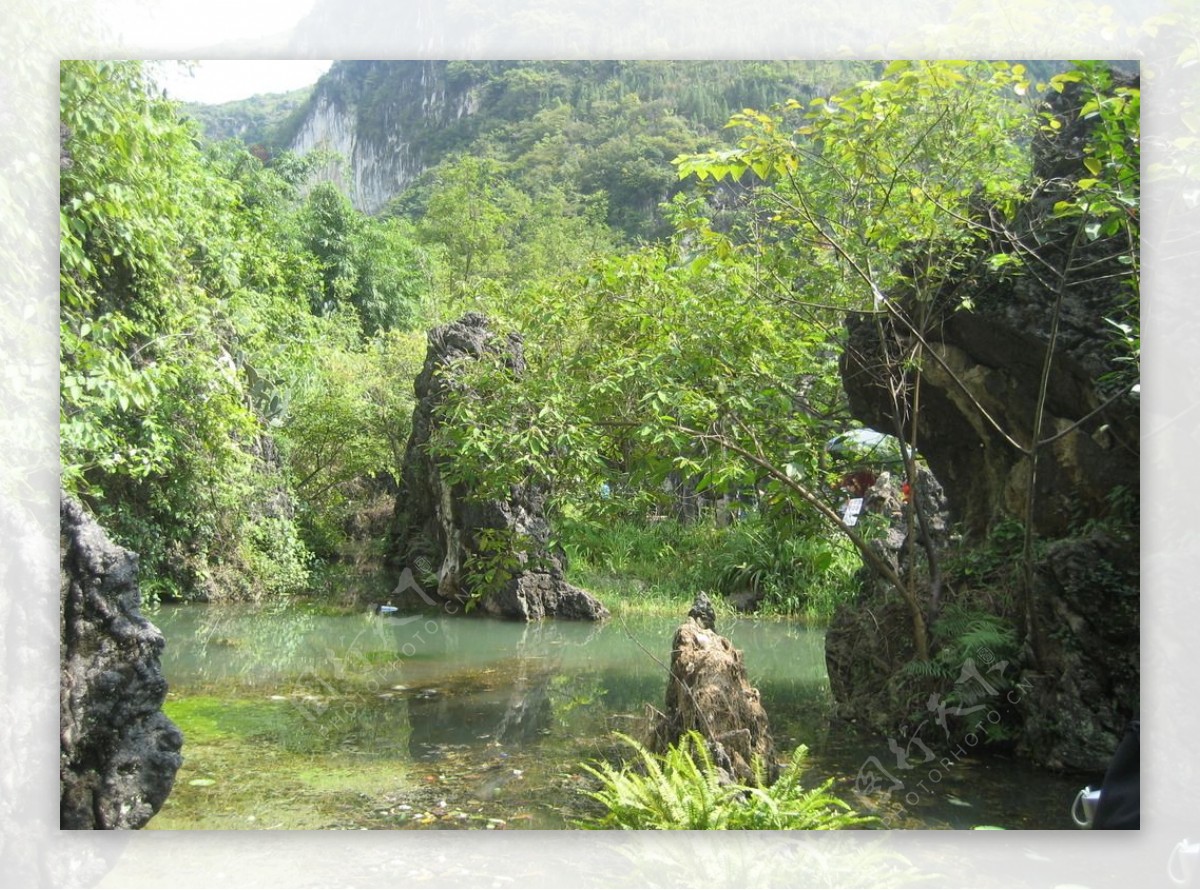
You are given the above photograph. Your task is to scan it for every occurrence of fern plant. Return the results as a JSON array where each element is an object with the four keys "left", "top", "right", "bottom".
[
  {"left": 897, "top": 605, "right": 1020, "bottom": 741},
  {"left": 899, "top": 605, "right": 1018, "bottom": 683},
  {"left": 575, "top": 731, "right": 874, "bottom": 830},
  {"left": 576, "top": 731, "right": 732, "bottom": 829},
  {"left": 729, "top": 742, "right": 875, "bottom": 830}
]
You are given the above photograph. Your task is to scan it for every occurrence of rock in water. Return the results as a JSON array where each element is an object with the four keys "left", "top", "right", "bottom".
[
  {"left": 688, "top": 591, "right": 716, "bottom": 630},
  {"left": 392, "top": 312, "right": 608, "bottom": 621},
  {"left": 652, "top": 602, "right": 778, "bottom": 785},
  {"left": 60, "top": 493, "right": 183, "bottom": 829}
]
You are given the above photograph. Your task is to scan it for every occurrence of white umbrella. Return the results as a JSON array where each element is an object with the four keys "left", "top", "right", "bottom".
[{"left": 826, "top": 428, "right": 906, "bottom": 465}]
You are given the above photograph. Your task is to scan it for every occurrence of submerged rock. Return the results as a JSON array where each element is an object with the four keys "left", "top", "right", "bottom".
[
  {"left": 392, "top": 312, "right": 608, "bottom": 621},
  {"left": 651, "top": 596, "right": 777, "bottom": 785},
  {"left": 60, "top": 493, "right": 183, "bottom": 829}
]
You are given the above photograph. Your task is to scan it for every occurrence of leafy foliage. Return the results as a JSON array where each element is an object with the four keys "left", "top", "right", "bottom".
[
  {"left": 1045, "top": 61, "right": 1140, "bottom": 396},
  {"left": 460, "top": 527, "right": 535, "bottom": 611},
  {"left": 575, "top": 731, "right": 873, "bottom": 830},
  {"left": 559, "top": 511, "right": 858, "bottom": 619},
  {"left": 302, "top": 181, "right": 432, "bottom": 333},
  {"left": 61, "top": 61, "right": 430, "bottom": 600},
  {"left": 61, "top": 61, "right": 296, "bottom": 600},
  {"left": 179, "top": 81, "right": 313, "bottom": 150}
]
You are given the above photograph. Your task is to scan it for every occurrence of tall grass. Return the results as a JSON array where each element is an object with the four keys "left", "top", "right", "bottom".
[{"left": 557, "top": 508, "right": 859, "bottom": 619}]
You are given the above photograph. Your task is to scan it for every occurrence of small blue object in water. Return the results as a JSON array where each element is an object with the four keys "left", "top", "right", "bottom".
[{"left": 375, "top": 604, "right": 399, "bottom": 615}]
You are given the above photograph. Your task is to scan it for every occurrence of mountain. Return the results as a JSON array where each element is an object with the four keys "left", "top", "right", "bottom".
[
  {"left": 266, "top": 60, "right": 880, "bottom": 232},
  {"left": 182, "top": 87, "right": 314, "bottom": 155},
  {"left": 185, "top": 60, "right": 1073, "bottom": 238}
]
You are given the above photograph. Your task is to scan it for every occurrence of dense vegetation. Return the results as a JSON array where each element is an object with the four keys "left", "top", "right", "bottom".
[
  {"left": 61, "top": 59, "right": 1138, "bottom": 629},
  {"left": 59, "top": 59, "right": 876, "bottom": 605},
  {"left": 61, "top": 61, "right": 429, "bottom": 602},
  {"left": 61, "top": 57, "right": 1138, "bottom": 833},
  {"left": 180, "top": 83, "right": 313, "bottom": 158}
]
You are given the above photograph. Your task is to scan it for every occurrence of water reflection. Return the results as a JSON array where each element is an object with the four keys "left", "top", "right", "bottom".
[
  {"left": 152, "top": 604, "right": 1085, "bottom": 829},
  {"left": 407, "top": 664, "right": 557, "bottom": 756}
]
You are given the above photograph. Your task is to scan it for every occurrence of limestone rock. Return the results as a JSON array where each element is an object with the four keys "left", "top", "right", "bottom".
[
  {"left": 286, "top": 62, "right": 484, "bottom": 214},
  {"left": 688, "top": 591, "right": 716, "bottom": 630},
  {"left": 829, "top": 70, "right": 1139, "bottom": 771},
  {"left": 60, "top": 493, "right": 183, "bottom": 829},
  {"left": 1014, "top": 531, "right": 1139, "bottom": 770},
  {"left": 652, "top": 609, "right": 777, "bottom": 785},
  {"left": 392, "top": 312, "right": 608, "bottom": 621},
  {"left": 840, "top": 72, "right": 1139, "bottom": 540},
  {"left": 479, "top": 570, "right": 608, "bottom": 622}
]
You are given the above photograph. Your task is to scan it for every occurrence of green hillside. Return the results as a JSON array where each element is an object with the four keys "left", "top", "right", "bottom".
[{"left": 183, "top": 86, "right": 313, "bottom": 155}]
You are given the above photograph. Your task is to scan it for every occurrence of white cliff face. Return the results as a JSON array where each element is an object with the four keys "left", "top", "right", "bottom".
[
  {"left": 352, "top": 134, "right": 418, "bottom": 215},
  {"left": 290, "top": 92, "right": 359, "bottom": 199},
  {"left": 288, "top": 62, "right": 483, "bottom": 215},
  {"left": 291, "top": 93, "right": 355, "bottom": 159}
]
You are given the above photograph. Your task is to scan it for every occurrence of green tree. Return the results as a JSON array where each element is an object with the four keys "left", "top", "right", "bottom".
[
  {"left": 673, "top": 60, "right": 1138, "bottom": 662},
  {"left": 61, "top": 61, "right": 283, "bottom": 599},
  {"left": 277, "top": 322, "right": 425, "bottom": 557},
  {"left": 430, "top": 62, "right": 1054, "bottom": 660},
  {"left": 302, "top": 181, "right": 362, "bottom": 315},
  {"left": 60, "top": 61, "right": 370, "bottom": 601},
  {"left": 416, "top": 154, "right": 520, "bottom": 286},
  {"left": 300, "top": 181, "right": 431, "bottom": 334}
]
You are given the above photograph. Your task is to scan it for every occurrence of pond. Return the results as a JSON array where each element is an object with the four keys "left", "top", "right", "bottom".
[{"left": 147, "top": 602, "right": 1087, "bottom": 831}]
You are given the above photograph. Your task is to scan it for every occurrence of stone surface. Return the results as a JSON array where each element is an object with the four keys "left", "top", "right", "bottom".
[
  {"left": 840, "top": 72, "right": 1139, "bottom": 541},
  {"left": 392, "top": 312, "right": 608, "bottom": 621},
  {"left": 1014, "top": 531, "right": 1139, "bottom": 770},
  {"left": 651, "top": 598, "right": 777, "bottom": 785},
  {"left": 60, "top": 493, "right": 183, "bottom": 829},
  {"left": 479, "top": 570, "right": 608, "bottom": 621},
  {"left": 687, "top": 591, "right": 716, "bottom": 630},
  {"left": 828, "top": 71, "right": 1139, "bottom": 771}
]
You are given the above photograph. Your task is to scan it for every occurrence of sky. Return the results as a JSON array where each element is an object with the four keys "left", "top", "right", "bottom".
[
  {"left": 150, "top": 60, "right": 334, "bottom": 104},
  {"left": 102, "top": 0, "right": 332, "bottom": 104}
]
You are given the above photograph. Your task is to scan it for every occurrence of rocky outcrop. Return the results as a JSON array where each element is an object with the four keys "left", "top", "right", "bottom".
[
  {"left": 651, "top": 595, "right": 777, "bottom": 785},
  {"left": 825, "top": 470, "right": 950, "bottom": 726},
  {"left": 829, "top": 70, "right": 1139, "bottom": 771},
  {"left": 60, "top": 494, "right": 183, "bottom": 829},
  {"left": 841, "top": 71, "right": 1139, "bottom": 540},
  {"left": 1014, "top": 531, "right": 1139, "bottom": 769},
  {"left": 392, "top": 312, "right": 608, "bottom": 621},
  {"left": 287, "top": 61, "right": 484, "bottom": 214}
]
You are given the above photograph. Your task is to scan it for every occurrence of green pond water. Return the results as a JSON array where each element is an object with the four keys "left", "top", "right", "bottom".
[{"left": 147, "top": 602, "right": 1086, "bottom": 831}]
